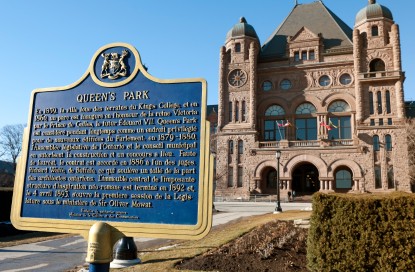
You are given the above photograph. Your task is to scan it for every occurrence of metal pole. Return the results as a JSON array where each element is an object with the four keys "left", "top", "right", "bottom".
[{"left": 274, "top": 151, "right": 282, "bottom": 213}]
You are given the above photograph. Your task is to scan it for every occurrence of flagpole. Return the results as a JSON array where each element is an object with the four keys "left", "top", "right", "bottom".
[{"left": 276, "top": 121, "right": 283, "bottom": 140}]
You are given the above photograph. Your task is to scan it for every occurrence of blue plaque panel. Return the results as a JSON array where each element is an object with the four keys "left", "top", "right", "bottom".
[{"left": 12, "top": 43, "right": 212, "bottom": 239}]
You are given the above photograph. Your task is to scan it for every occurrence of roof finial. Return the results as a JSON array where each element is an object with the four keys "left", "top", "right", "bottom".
[{"left": 369, "top": 0, "right": 376, "bottom": 4}]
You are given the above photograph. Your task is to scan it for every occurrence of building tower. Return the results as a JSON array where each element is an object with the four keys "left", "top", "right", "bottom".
[
  {"left": 354, "top": 0, "right": 409, "bottom": 191},
  {"left": 216, "top": 18, "right": 260, "bottom": 198}
]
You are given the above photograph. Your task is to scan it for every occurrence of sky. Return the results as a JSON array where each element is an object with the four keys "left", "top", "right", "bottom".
[{"left": 0, "top": 0, "right": 413, "bottom": 129}]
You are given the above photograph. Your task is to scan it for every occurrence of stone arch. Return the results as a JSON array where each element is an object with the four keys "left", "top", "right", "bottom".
[
  {"left": 257, "top": 96, "right": 290, "bottom": 116},
  {"left": 322, "top": 93, "right": 356, "bottom": 112},
  {"left": 282, "top": 154, "right": 328, "bottom": 179},
  {"left": 289, "top": 94, "right": 323, "bottom": 113},
  {"left": 253, "top": 159, "right": 278, "bottom": 179},
  {"left": 328, "top": 159, "right": 363, "bottom": 179}
]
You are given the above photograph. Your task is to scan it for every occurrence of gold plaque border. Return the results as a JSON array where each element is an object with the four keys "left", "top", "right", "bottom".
[{"left": 11, "top": 43, "right": 212, "bottom": 240}]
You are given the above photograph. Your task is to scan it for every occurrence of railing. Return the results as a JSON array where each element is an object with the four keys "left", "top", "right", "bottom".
[
  {"left": 359, "top": 70, "right": 403, "bottom": 79},
  {"left": 330, "top": 139, "right": 354, "bottom": 146},
  {"left": 259, "top": 141, "right": 280, "bottom": 148},
  {"left": 290, "top": 140, "right": 320, "bottom": 147},
  {"left": 258, "top": 139, "right": 353, "bottom": 148},
  {"left": 214, "top": 194, "right": 307, "bottom": 203}
]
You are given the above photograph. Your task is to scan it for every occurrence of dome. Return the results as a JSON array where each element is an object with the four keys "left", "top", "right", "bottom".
[
  {"left": 226, "top": 17, "right": 259, "bottom": 41},
  {"left": 355, "top": 0, "right": 393, "bottom": 25}
]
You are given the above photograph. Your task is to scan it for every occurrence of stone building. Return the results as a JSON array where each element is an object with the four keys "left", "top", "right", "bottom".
[{"left": 215, "top": 0, "right": 411, "bottom": 199}]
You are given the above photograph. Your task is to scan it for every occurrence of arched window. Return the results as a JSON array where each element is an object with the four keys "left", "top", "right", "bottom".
[
  {"left": 335, "top": 169, "right": 352, "bottom": 189},
  {"left": 242, "top": 101, "right": 246, "bottom": 121},
  {"left": 328, "top": 101, "right": 351, "bottom": 112},
  {"left": 229, "top": 140, "right": 234, "bottom": 155},
  {"left": 229, "top": 102, "right": 233, "bottom": 122},
  {"left": 296, "top": 103, "right": 317, "bottom": 140},
  {"left": 377, "top": 91, "right": 382, "bottom": 114},
  {"left": 385, "top": 135, "right": 392, "bottom": 151},
  {"left": 296, "top": 103, "right": 317, "bottom": 114},
  {"left": 370, "top": 59, "right": 385, "bottom": 72},
  {"left": 386, "top": 91, "right": 391, "bottom": 114},
  {"left": 264, "top": 105, "right": 286, "bottom": 141},
  {"left": 369, "top": 92, "right": 374, "bottom": 114},
  {"left": 373, "top": 135, "right": 380, "bottom": 151},
  {"left": 328, "top": 101, "right": 352, "bottom": 140},
  {"left": 238, "top": 140, "right": 244, "bottom": 154},
  {"left": 235, "top": 101, "right": 239, "bottom": 122}
]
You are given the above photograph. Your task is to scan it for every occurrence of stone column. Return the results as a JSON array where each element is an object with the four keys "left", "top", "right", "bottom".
[
  {"left": 249, "top": 42, "right": 258, "bottom": 129},
  {"left": 353, "top": 29, "right": 363, "bottom": 122},
  {"left": 218, "top": 46, "right": 226, "bottom": 130},
  {"left": 391, "top": 24, "right": 405, "bottom": 119}
]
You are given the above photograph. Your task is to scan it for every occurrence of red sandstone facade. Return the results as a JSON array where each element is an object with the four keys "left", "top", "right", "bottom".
[{"left": 214, "top": 0, "right": 410, "bottom": 199}]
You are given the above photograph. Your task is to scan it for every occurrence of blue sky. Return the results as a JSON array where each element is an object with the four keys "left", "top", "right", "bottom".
[{"left": 0, "top": 0, "right": 412, "bottom": 129}]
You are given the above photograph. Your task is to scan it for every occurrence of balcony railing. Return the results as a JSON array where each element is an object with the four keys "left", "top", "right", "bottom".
[
  {"left": 359, "top": 70, "right": 403, "bottom": 79},
  {"left": 258, "top": 139, "right": 354, "bottom": 148},
  {"left": 290, "top": 140, "right": 320, "bottom": 147}
]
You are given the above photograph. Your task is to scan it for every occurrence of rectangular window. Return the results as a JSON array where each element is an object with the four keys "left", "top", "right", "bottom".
[
  {"left": 328, "top": 117, "right": 352, "bottom": 140},
  {"left": 237, "top": 167, "right": 243, "bottom": 187},
  {"left": 309, "top": 50, "right": 315, "bottom": 60},
  {"left": 242, "top": 101, "right": 246, "bottom": 121},
  {"left": 294, "top": 51, "right": 300, "bottom": 61},
  {"left": 235, "top": 43, "right": 241, "bottom": 52},
  {"left": 387, "top": 118, "right": 393, "bottom": 125},
  {"left": 296, "top": 118, "right": 317, "bottom": 140},
  {"left": 264, "top": 120, "right": 286, "bottom": 141},
  {"left": 302, "top": 51, "right": 307, "bottom": 60},
  {"left": 379, "top": 119, "right": 384, "bottom": 126},
  {"left": 370, "top": 119, "right": 375, "bottom": 126}
]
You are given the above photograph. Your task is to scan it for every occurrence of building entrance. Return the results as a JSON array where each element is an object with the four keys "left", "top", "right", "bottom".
[{"left": 292, "top": 163, "right": 320, "bottom": 195}]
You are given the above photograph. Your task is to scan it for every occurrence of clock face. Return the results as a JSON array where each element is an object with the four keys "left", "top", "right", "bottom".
[{"left": 228, "top": 69, "right": 247, "bottom": 87}]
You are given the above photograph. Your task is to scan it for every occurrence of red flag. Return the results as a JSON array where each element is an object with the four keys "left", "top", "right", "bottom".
[{"left": 320, "top": 121, "right": 332, "bottom": 131}]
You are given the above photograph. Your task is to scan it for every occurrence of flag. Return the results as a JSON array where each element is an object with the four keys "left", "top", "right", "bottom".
[
  {"left": 329, "top": 118, "right": 338, "bottom": 129},
  {"left": 283, "top": 120, "right": 292, "bottom": 127},
  {"left": 276, "top": 120, "right": 284, "bottom": 127},
  {"left": 320, "top": 121, "right": 332, "bottom": 131}
]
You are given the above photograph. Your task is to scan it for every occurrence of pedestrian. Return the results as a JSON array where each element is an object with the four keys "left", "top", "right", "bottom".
[
  {"left": 287, "top": 191, "right": 292, "bottom": 202},
  {"left": 292, "top": 190, "right": 296, "bottom": 201}
]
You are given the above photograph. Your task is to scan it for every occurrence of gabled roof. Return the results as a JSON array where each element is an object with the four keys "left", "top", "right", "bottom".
[{"left": 261, "top": 1, "right": 353, "bottom": 60}]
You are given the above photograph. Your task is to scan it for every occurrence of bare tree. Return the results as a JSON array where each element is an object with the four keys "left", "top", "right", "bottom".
[{"left": 0, "top": 124, "right": 25, "bottom": 170}]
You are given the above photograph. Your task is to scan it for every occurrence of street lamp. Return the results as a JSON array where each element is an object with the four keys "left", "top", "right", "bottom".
[{"left": 274, "top": 150, "right": 282, "bottom": 213}]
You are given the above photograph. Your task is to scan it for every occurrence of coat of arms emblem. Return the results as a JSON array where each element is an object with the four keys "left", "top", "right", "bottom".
[{"left": 100, "top": 49, "right": 129, "bottom": 80}]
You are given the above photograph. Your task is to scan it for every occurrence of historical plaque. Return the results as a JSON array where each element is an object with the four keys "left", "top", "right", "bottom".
[{"left": 11, "top": 43, "right": 213, "bottom": 239}]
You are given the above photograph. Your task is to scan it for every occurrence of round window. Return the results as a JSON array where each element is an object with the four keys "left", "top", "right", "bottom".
[
  {"left": 319, "top": 75, "right": 331, "bottom": 87},
  {"left": 280, "top": 79, "right": 292, "bottom": 90},
  {"left": 340, "top": 73, "right": 352, "bottom": 85},
  {"left": 262, "top": 81, "right": 272, "bottom": 91}
]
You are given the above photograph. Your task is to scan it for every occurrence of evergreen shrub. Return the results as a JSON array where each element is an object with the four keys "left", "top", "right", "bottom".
[{"left": 307, "top": 192, "right": 415, "bottom": 271}]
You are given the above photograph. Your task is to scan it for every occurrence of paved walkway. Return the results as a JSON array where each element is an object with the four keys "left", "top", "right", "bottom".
[{"left": 0, "top": 201, "right": 312, "bottom": 272}]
